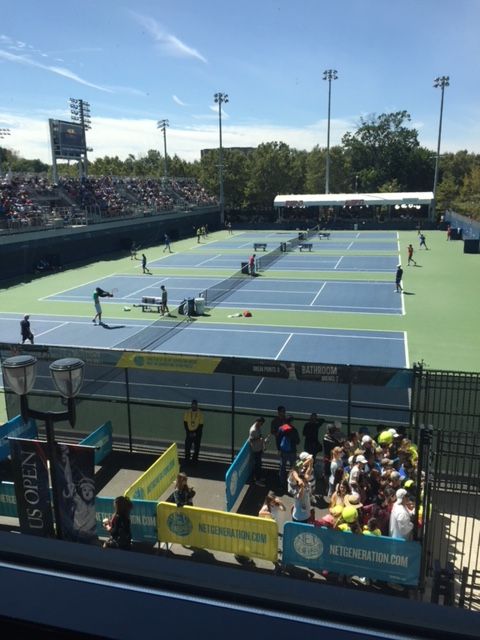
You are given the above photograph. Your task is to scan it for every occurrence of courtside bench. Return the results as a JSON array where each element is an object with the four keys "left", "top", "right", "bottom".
[
  {"left": 253, "top": 243, "right": 267, "bottom": 251},
  {"left": 139, "top": 296, "right": 162, "bottom": 312},
  {"left": 299, "top": 243, "right": 313, "bottom": 252},
  {"left": 318, "top": 232, "right": 331, "bottom": 239}
]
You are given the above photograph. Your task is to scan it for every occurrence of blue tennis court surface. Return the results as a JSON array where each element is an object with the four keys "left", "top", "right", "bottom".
[
  {"left": 195, "top": 240, "right": 398, "bottom": 252},
  {"left": 0, "top": 314, "right": 407, "bottom": 368},
  {"left": 46, "top": 275, "right": 402, "bottom": 315},
  {"left": 148, "top": 252, "right": 399, "bottom": 272}
]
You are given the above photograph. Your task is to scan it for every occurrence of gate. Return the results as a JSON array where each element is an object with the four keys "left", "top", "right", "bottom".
[{"left": 413, "top": 367, "right": 480, "bottom": 610}]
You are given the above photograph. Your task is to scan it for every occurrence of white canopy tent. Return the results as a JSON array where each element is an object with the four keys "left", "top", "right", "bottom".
[{"left": 273, "top": 192, "right": 433, "bottom": 208}]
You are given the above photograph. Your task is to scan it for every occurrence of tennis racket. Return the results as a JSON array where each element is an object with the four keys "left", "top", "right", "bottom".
[{"left": 111, "top": 288, "right": 119, "bottom": 298}]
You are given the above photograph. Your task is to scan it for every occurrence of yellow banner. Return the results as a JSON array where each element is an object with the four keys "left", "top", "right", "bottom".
[
  {"left": 157, "top": 502, "right": 278, "bottom": 562},
  {"left": 116, "top": 352, "right": 221, "bottom": 374},
  {"left": 124, "top": 443, "right": 179, "bottom": 501}
]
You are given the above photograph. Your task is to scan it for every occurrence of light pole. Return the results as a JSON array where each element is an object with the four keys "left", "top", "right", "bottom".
[
  {"left": 157, "top": 119, "right": 170, "bottom": 179},
  {"left": 70, "top": 98, "right": 91, "bottom": 178},
  {"left": 323, "top": 69, "right": 338, "bottom": 194},
  {"left": 214, "top": 92, "right": 229, "bottom": 224},
  {"left": 2, "top": 355, "right": 85, "bottom": 539},
  {"left": 431, "top": 76, "right": 449, "bottom": 222}
]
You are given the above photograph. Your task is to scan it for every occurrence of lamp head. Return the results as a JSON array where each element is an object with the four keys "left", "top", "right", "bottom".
[
  {"left": 1, "top": 355, "right": 37, "bottom": 396},
  {"left": 49, "top": 358, "right": 85, "bottom": 399}
]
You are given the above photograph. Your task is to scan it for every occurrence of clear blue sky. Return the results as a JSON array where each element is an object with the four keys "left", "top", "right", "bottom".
[{"left": 1, "top": 0, "right": 479, "bottom": 163}]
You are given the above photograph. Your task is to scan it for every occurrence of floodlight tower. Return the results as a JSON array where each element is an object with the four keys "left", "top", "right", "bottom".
[
  {"left": 214, "top": 92, "right": 229, "bottom": 224},
  {"left": 157, "top": 119, "right": 170, "bottom": 179},
  {"left": 431, "top": 76, "right": 450, "bottom": 222},
  {"left": 70, "top": 98, "right": 91, "bottom": 178},
  {"left": 323, "top": 69, "right": 338, "bottom": 194}
]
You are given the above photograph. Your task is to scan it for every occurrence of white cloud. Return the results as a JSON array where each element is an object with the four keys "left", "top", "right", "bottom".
[
  {"left": 131, "top": 12, "right": 207, "bottom": 63},
  {"left": 1, "top": 110, "right": 478, "bottom": 166},
  {"left": 172, "top": 94, "right": 188, "bottom": 107}
]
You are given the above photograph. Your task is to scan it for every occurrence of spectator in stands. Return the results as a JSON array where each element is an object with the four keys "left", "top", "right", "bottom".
[
  {"left": 270, "top": 406, "right": 287, "bottom": 450},
  {"left": 389, "top": 488, "right": 414, "bottom": 540},
  {"left": 183, "top": 399, "right": 204, "bottom": 464},
  {"left": 173, "top": 472, "right": 196, "bottom": 507},
  {"left": 277, "top": 416, "right": 300, "bottom": 485},
  {"left": 258, "top": 491, "right": 286, "bottom": 524}
]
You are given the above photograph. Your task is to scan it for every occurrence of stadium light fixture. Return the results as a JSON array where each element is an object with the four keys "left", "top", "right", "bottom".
[
  {"left": 157, "top": 119, "right": 170, "bottom": 179},
  {"left": 214, "top": 92, "right": 229, "bottom": 224},
  {"left": 431, "top": 76, "right": 449, "bottom": 222},
  {"left": 323, "top": 69, "right": 338, "bottom": 194},
  {"left": 2, "top": 355, "right": 85, "bottom": 540},
  {"left": 0, "top": 128, "right": 11, "bottom": 139},
  {"left": 69, "top": 98, "right": 92, "bottom": 178}
]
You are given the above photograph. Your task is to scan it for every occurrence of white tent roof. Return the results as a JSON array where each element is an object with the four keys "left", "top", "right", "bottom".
[{"left": 274, "top": 192, "right": 433, "bottom": 207}]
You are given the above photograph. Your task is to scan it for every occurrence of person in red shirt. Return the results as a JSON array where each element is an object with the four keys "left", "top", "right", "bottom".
[
  {"left": 248, "top": 254, "right": 256, "bottom": 277},
  {"left": 407, "top": 244, "right": 417, "bottom": 266}
]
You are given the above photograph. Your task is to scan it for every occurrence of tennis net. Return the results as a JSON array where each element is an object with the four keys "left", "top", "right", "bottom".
[
  {"left": 114, "top": 304, "right": 190, "bottom": 352},
  {"left": 198, "top": 270, "right": 250, "bottom": 308},
  {"left": 256, "top": 244, "right": 284, "bottom": 271}
]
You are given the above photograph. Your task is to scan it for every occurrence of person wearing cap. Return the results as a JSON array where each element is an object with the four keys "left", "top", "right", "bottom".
[
  {"left": 248, "top": 417, "right": 267, "bottom": 485},
  {"left": 349, "top": 454, "right": 367, "bottom": 490},
  {"left": 20, "top": 314, "right": 34, "bottom": 344},
  {"left": 183, "top": 399, "right": 204, "bottom": 463},
  {"left": 395, "top": 264, "right": 403, "bottom": 292},
  {"left": 360, "top": 434, "right": 376, "bottom": 455},
  {"left": 389, "top": 488, "right": 414, "bottom": 540}
]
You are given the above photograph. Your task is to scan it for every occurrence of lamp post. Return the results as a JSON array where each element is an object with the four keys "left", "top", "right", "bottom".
[
  {"left": 214, "top": 92, "right": 228, "bottom": 224},
  {"left": 2, "top": 355, "right": 85, "bottom": 540},
  {"left": 323, "top": 70, "right": 338, "bottom": 194},
  {"left": 157, "top": 119, "right": 170, "bottom": 179},
  {"left": 69, "top": 98, "right": 91, "bottom": 178},
  {"left": 431, "top": 76, "right": 449, "bottom": 222}
]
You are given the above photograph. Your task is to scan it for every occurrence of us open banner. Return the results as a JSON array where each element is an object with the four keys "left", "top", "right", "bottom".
[
  {"left": 9, "top": 437, "right": 54, "bottom": 537},
  {"left": 95, "top": 496, "right": 157, "bottom": 542},
  {"left": 283, "top": 523, "right": 421, "bottom": 585},
  {"left": 0, "top": 416, "right": 37, "bottom": 461},
  {"left": 79, "top": 421, "right": 113, "bottom": 464},
  {"left": 124, "top": 443, "right": 179, "bottom": 501},
  {"left": 157, "top": 503, "right": 278, "bottom": 562},
  {"left": 225, "top": 440, "right": 253, "bottom": 511}
]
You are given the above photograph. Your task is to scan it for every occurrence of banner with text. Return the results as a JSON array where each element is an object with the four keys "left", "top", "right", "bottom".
[
  {"left": 225, "top": 440, "right": 253, "bottom": 511},
  {"left": 95, "top": 496, "right": 157, "bottom": 542},
  {"left": 283, "top": 523, "right": 421, "bottom": 585},
  {"left": 0, "top": 481, "right": 17, "bottom": 517},
  {"left": 157, "top": 502, "right": 277, "bottom": 562},
  {"left": 9, "top": 437, "right": 54, "bottom": 537},
  {"left": 124, "top": 443, "right": 179, "bottom": 501}
]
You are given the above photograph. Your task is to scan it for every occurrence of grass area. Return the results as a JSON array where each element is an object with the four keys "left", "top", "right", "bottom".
[{"left": 0, "top": 229, "right": 478, "bottom": 372}]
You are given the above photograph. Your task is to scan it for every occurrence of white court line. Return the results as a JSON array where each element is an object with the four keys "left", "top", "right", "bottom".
[
  {"left": 197, "top": 254, "right": 223, "bottom": 267},
  {"left": 401, "top": 287, "right": 405, "bottom": 315},
  {"left": 124, "top": 278, "right": 169, "bottom": 299},
  {"left": 309, "top": 282, "right": 326, "bottom": 306},
  {"left": 38, "top": 272, "right": 118, "bottom": 301},
  {"left": 275, "top": 334, "right": 293, "bottom": 360},
  {"left": 346, "top": 241, "right": 354, "bottom": 250},
  {"left": 334, "top": 256, "right": 344, "bottom": 270},
  {"left": 403, "top": 331, "right": 410, "bottom": 368},
  {"left": 34, "top": 322, "right": 69, "bottom": 338},
  {"left": 356, "top": 232, "right": 360, "bottom": 239},
  {"left": 252, "top": 378, "right": 265, "bottom": 394}
]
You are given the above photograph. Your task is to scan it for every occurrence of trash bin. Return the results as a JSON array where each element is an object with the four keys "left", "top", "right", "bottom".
[
  {"left": 194, "top": 297, "right": 206, "bottom": 315},
  {"left": 280, "top": 242, "right": 287, "bottom": 252},
  {"left": 187, "top": 298, "right": 195, "bottom": 316},
  {"left": 354, "top": 223, "right": 358, "bottom": 231},
  {"left": 241, "top": 261, "right": 249, "bottom": 274}
]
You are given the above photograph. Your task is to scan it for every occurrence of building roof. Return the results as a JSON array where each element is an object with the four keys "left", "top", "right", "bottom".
[{"left": 273, "top": 192, "right": 434, "bottom": 207}]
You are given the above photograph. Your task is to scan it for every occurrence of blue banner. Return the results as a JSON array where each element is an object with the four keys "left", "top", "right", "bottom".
[
  {"left": 0, "top": 416, "right": 37, "bottom": 461},
  {"left": 225, "top": 440, "right": 253, "bottom": 511},
  {"left": 79, "top": 421, "right": 113, "bottom": 464},
  {"left": 283, "top": 523, "right": 421, "bottom": 585},
  {"left": 95, "top": 496, "right": 157, "bottom": 542},
  {"left": 0, "top": 481, "right": 18, "bottom": 517}
]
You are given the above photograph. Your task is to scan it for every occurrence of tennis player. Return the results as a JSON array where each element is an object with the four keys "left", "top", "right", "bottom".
[
  {"left": 160, "top": 285, "right": 170, "bottom": 316},
  {"left": 20, "top": 314, "right": 34, "bottom": 344},
  {"left": 92, "top": 287, "right": 113, "bottom": 325}
]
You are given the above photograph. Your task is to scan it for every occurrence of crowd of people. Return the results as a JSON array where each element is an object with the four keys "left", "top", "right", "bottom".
[
  {"left": 0, "top": 174, "right": 217, "bottom": 230},
  {"left": 249, "top": 406, "right": 421, "bottom": 542}
]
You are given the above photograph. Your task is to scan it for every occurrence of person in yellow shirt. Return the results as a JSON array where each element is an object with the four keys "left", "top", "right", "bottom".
[{"left": 183, "top": 399, "right": 204, "bottom": 463}]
